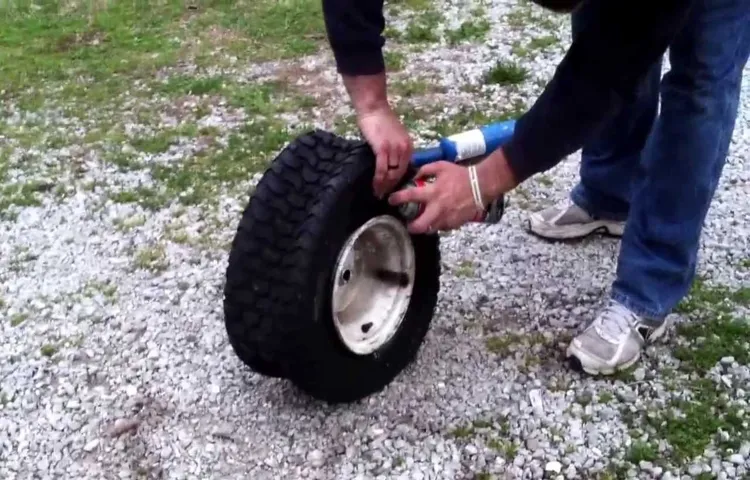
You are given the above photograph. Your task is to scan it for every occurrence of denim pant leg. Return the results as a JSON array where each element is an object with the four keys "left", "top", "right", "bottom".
[
  {"left": 568, "top": 0, "right": 663, "bottom": 222},
  {"left": 611, "top": 0, "right": 750, "bottom": 320}
]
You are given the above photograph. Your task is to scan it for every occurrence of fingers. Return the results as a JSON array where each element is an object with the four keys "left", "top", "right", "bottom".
[
  {"left": 407, "top": 200, "right": 441, "bottom": 235},
  {"left": 373, "top": 139, "right": 411, "bottom": 198},
  {"left": 414, "top": 161, "right": 450, "bottom": 179},
  {"left": 388, "top": 179, "right": 434, "bottom": 205}
]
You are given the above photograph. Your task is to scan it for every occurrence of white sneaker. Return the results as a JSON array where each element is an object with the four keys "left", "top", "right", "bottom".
[
  {"left": 566, "top": 300, "right": 670, "bottom": 375},
  {"left": 527, "top": 198, "right": 625, "bottom": 240}
]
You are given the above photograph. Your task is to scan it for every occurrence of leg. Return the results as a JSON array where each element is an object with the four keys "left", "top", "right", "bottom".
[
  {"left": 569, "top": 1, "right": 664, "bottom": 221},
  {"left": 567, "top": 0, "right": 750, "bottom": 375},
  {"left": 527, "top": 0, "right": 663, "bottom": 239}
]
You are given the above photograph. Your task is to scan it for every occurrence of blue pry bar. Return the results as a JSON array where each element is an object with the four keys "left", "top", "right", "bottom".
[{"left": 410, "top": 119, "right": 516, "bottom": 167}]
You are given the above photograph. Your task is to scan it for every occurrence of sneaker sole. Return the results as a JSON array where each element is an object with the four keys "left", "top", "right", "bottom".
[
  {"left": 527, "top": 215, "right": 625, "bottom": 240},
  {"left": 565, "top": 318, "right": 671, "bottom": 376},
  {"left": 565, "top": 342, "right": 640, "bottom": 375}
]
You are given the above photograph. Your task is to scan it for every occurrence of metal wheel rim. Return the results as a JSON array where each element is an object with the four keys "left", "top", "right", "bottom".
[{"left": 331, "top": 215, "right": 416, "bottom": 355}]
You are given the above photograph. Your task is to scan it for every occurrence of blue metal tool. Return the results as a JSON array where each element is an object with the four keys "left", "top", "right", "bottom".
[{"left": 410, "top": 119, "right": 516, "bottom": 166}]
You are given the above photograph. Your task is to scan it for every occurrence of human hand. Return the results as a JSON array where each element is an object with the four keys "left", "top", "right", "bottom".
[
  {"left": 357, "top": 107, "right": 413, "bottom": 198},
  {"left": 387, "top": 161, "right": 483, "bottom": 234},
  {"left": 387, "top": 148, "right": 518, "bottom": 234}
]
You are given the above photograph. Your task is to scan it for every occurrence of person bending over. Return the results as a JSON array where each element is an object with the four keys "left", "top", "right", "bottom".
[{"left": 320, "top": 0, "right": 750, "bottom": 375}]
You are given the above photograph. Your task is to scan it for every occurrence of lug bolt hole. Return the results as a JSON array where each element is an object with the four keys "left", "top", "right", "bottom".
[
  {"left": 361, "top": 322, "right": 373, "bottom": 334},
  {"left": 341, "top": 269, "right": 352, "bottom": 283}
]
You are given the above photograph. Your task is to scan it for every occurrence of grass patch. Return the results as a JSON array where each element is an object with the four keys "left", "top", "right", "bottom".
[
  {"left": 156, "top": 75, "right": 226, "bottom": 96},
  {"left": 149, "top": 118, "right": 302, "bottom": 206},
  {"left": 0, "top": 0, "right": 326, "bottom": 104},
  {"left": 157, "top": 75, "right": 317, "bottom": 114},
  {"left": 528, "top": 35, "right": 558, "bottom": 50},
  {"left": 40, "top": 344, "right": 57, "bottom": 358},
  {"left": 673, "top": 316, "right": 750, "bottom": 373},
  {"left": 484, "top": 60, "right": 528, "bottom": 85},
  {"left": 504, "top": 3, "right": 556, "bottom": 31},
  {"left": 113, "top": 214, "right": 148, "bottom": 233},
  {"left": 0, "top": 1, "right": 186, "bottom": 97},
  {"left": 133, "top": 244, "right": 169, "bottom": 272},
  {"left": 82, "top": 280, "right": 118, "bottom": 301},
  {"left": 675, "top": 276, "right": 750, "bottom": 316},
  {"left": 453, "top": 260, "right": 476, "bottom": 277},
  {"left": 404, "top": 10, "right": 443, "bottom": 43},
  {"left": 110, "top": 186, "right": 169, "bottom": 211},
  {"left": 485, "top": 331, "right": 547, "bottom": 356},
  {"left": 446, "top": 10, "right": 491, "bottom": 45},
  {"left": 619, "top": 277, "right": 750, "bottom": 466},
  {"left": 0, "top": 180, "right": 50, "bottom": 218},
  {"left": 190, "top": 0, "right": 326, "bottom": 62},
  {"left": 10, "top": 312, "right": 28, "bottom": 327},
  {"left": 650, "top": 378, "right": 748, "bottom": 462},
  {"left": 625, "top": 441, "right": 659, "bottom": 463},
  {"left": 391, "top": 79, "right": 444, "bottom": 97},
  {"left": 385, "top": 51, "right": 407, "bottom": 72}
]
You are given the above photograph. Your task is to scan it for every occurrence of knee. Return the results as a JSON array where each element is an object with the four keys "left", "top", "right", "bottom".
[{"left": 660, "top": 66, "right": 740, "bottom": 118}]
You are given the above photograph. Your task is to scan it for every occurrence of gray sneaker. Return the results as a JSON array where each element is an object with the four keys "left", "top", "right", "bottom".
[
  {"left": 527, "top": 198, "right": 625, "bottom": 240},
  {"left": 566, "top": 300, "right": 670, "bottom": 375}
]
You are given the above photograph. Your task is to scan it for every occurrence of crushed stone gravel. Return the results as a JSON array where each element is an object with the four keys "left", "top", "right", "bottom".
[{"left": 1, "top": 1, "right": 749, "bottom": 479}]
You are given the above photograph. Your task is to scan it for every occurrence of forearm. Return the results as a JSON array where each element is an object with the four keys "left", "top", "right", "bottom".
[
  {"left": 342, "top": 73, "right": 390, "bottom": 116},
  {"left": 500, "top": 0, "right": 695, "bottom": 185}
]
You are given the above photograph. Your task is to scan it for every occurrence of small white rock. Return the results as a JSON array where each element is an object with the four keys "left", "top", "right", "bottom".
[
  {"left": 545, "top": 460, "right": 563, "bottom": 473},
  {"left": 83, "top": 439, "right": 99, "bottom": 452},
  {"left": 307, "top": 449, "right": 325, "bottom": 468},
  {"left": 729, "top": 453, "right": 745, "bottom": 465}
]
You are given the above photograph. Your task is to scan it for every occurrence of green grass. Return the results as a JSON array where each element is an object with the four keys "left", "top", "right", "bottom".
[
  {"left": 625, "top": 441, "right": 658, "bottom": 464},
  {"left": 0, "top": 0, "right": 325, "bottom": 103},
  {"left": 618, "top": 277, "right": 750, "bottom": 466},
  {"left": 133, "top": 243, "right": 169, "bottom": 272},
  {"left": 404, "top": 10, "right": 443, "bottom": 43},
  {"left": 10, "top": 312, "right": 28, "bottom": 327},
  {"left": 148, "top": 118, "right": 306, "bottom": 206},
  {"left": 485, "top": 60, "right": 528, "bottom": 85},
  {"left": 40, "top": 343, "right": 58, "bottom": 357},
  {"left": 0, "top": 180, "right": 52, "bottom": 219},
  {"left": 446, "top": 7, "right": 491, "bottom": 45}
]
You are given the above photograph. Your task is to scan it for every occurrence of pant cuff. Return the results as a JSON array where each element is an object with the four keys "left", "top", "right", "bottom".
[
  {"left": 610, "top": 290, "right": 667, "bottom": 323},
  {"left": 571, "top": 184, "right": 630, "bottom": 222}
]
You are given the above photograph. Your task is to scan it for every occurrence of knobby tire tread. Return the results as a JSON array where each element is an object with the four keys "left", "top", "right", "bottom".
[{"left": 224, "top": 129, "right": 440, "bottom": 401}]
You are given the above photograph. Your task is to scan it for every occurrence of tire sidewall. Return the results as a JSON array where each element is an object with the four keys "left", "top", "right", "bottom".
[{"left": 290, "top": 147, "right": 441, "bottom": 401}]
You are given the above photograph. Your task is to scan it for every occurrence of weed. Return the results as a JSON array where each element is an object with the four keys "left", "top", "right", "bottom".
[
  {"left": 40, "top": 344, "right": 57, "bottom": 357},
  {"left": 485, "top": 61, "right": 528, "bottom": 85},
  {"left": 385, "top": 51, "right": 406, "bottom": 71},
  {"left": 133, "top": 244, "right": 169, "bottom": 272},
  {"left": 446, "top": 16, "right": 491, "bottom": 45},
  {"left": 10, "top": 312, "right": 28, "bottom": 327},
  {"left": 404, "top": 10, "right": 443, "bottom": 43}
]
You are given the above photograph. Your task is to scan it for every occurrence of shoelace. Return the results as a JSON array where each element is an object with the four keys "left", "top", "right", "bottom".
[{"left": 594, "top": 301, "right": 640, "bottom": 344}]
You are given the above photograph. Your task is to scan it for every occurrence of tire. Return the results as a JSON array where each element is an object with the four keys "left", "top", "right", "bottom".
[{"left": 223, "top": 129, "right": 441, "bottom": 403}]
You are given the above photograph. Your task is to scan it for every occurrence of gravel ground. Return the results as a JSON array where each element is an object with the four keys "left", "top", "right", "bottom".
[{"left": 1, "top": 0, "right": 749, "bottom": 479}]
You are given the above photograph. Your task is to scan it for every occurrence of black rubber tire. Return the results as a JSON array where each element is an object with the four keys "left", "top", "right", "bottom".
[{"left": 223, "top": 129, "right": 441, "bottom": 403}]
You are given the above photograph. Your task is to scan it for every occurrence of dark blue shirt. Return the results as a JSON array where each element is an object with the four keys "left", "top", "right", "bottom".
[{"left": 321, "top": 0, "right": 695, "bottom": 183}]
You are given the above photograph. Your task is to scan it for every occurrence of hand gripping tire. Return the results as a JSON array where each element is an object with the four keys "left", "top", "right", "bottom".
[{"left": 223, "top": 129, "right": 441, "bottom": 403}]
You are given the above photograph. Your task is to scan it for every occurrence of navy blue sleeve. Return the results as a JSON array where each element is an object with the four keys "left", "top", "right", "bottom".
[
  {"left": 321, "top": 0, "right": 386, "bottom": 76},
  {"left": 502, "top": 0, "right": 695, "bottom": 184}
]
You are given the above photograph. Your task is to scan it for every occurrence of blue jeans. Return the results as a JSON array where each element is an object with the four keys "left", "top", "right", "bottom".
[{"left": 569, "top": 0, "right": 750, "bottom": 320}]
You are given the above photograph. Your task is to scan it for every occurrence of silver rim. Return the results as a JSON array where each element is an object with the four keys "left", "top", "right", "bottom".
[{"left": 331, "top": 215, "right": 416, "bottom": 355}]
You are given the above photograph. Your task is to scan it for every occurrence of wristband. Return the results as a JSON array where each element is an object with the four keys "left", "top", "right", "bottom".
[{"left": 468, "top": 165, "right": 485, "bottom": 211}]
